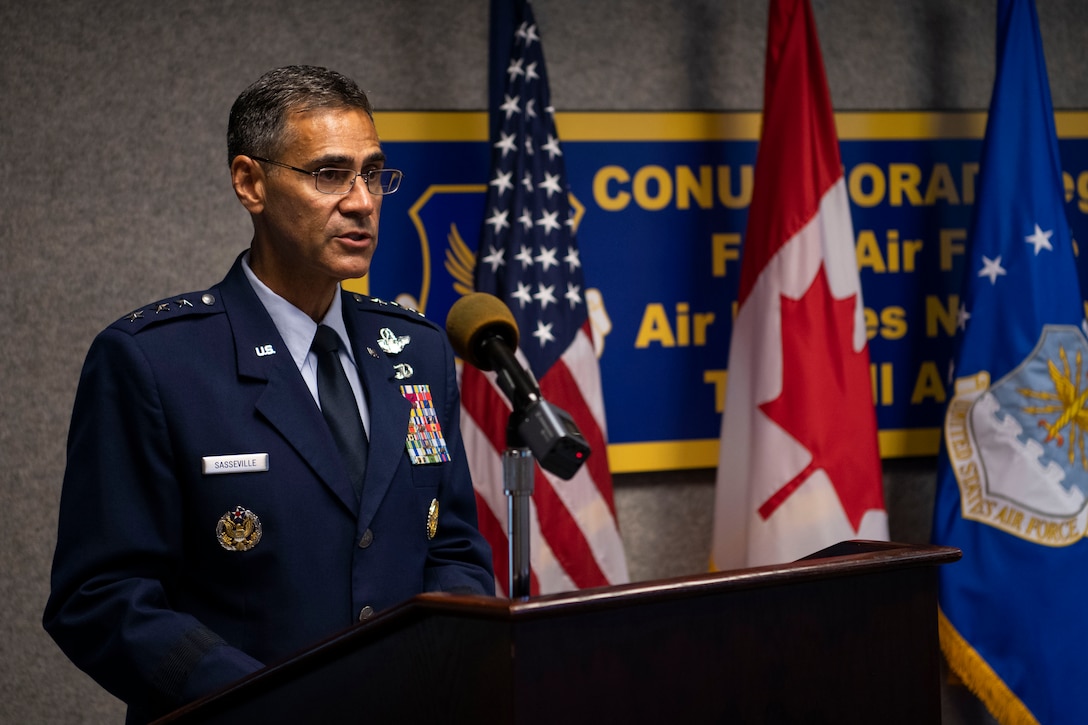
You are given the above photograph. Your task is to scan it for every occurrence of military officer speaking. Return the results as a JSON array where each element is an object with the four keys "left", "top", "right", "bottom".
[{"left": 43, "top": 65, "right": 495, "bottom": 724}]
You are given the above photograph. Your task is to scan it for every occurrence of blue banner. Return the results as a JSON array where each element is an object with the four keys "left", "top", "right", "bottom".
[{"left": 361, "top": 112, "right": 1088, "bottom": 472}]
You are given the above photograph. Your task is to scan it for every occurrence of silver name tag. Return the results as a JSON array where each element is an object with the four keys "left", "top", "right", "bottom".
[{"left": 202, "top": 453, "right": 270, "bottom": 475}]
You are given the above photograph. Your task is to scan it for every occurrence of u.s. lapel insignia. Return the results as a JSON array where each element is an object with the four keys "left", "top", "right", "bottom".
[
  {"left": 427, "top": 498, "right": 439, "bottom": 540},
  {"left": 393, "top": 363, "right": 414, "bottom": 380},
  {"left": 377, "top": 327, "right": 410, "bottom": 355},
  {"left": 216, "top": 506, "right": 263, "bottom": 551},
  {"left": 400, "top": 384, "right": 450, "bottom": 464}
]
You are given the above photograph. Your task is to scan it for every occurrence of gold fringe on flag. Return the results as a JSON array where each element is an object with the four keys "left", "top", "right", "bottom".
[{"left": 937, "top": 609, "right": 1040, "bottom": 725}]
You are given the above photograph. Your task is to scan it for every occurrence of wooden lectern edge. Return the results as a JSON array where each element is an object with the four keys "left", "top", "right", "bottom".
[
  {"left": 153, "top": 539, "right": 960, "bottom": 723},
  {"left": 498, "top": 539, "right": 961, "bottom": 617}
]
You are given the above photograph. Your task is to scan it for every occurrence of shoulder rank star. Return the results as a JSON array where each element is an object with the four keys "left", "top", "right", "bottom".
[{"left": 377, "top": 327, "right": 410, "bottom": 355}]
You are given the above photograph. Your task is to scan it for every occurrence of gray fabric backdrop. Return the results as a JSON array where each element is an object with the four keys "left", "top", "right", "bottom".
[{"left": 3, "top": 1, "right": 1085, "bottom": 722}]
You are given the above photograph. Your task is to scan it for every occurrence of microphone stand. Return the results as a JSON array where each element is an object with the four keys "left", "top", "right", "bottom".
[
  {"left": 475, "top": 334, "right": 588, "bottom": 598},
  {"left": 503, "top": 417, "right": 533, "bottom": 599},
  {"left": 446, "top": 295, "right": 590, "bottom": 598}
]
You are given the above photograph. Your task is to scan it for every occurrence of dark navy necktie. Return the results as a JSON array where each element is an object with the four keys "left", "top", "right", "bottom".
[{"left": 311, "top": 324, "right": 368, "bottom": 498}]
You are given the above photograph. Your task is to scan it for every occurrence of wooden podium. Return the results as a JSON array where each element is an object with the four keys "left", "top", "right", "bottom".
[{"left": 155, "top": 540, "right": 959, "bottom": 724}]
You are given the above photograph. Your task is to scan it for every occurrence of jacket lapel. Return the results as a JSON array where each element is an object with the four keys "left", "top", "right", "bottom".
[
  {"left": 343, "top": 295, "right": 413, "bottom": 529},
  {"left": 218, "top": 257, "right": 360, "bottom": 515}
]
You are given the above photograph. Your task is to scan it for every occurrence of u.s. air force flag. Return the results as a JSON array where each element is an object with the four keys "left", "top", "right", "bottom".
[{"left": 932, "top": 1, "right": 1088, "bottom": 723}]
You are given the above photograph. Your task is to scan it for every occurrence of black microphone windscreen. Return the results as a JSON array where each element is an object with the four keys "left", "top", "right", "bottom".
[{"left": 445, "top": 293, "right": 520, "bottom": 371}]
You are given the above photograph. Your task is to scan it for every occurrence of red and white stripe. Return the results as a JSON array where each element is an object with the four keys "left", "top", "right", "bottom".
[{"left": 462, "top": 321, "right": 629, "bottom": 595}]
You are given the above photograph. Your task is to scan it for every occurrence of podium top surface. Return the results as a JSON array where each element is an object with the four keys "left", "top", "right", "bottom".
[{"left": 412, "top": 539, "right": 960, "bottom": 619}]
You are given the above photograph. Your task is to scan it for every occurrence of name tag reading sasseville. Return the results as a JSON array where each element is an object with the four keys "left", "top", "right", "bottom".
[{"left": 202, "top": 453, "right": 270, "bottom": 475}]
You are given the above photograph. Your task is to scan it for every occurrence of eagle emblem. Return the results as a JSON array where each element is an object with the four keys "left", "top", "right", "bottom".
[{"left": 216, "top": 506, "right": 263, "bottom": 552}]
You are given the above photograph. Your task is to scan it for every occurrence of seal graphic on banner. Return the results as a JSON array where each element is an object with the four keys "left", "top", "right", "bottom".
[{"left": 945, "top": 324, "right": 1088, "bottom": 546}]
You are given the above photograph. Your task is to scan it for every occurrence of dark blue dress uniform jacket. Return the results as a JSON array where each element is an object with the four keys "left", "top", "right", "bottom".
[{"left": 43, "top": 254, "right": 495, "bottom": 723}]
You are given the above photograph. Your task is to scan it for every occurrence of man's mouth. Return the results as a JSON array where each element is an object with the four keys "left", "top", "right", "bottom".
[{"left": 335, "top": 230, "right": 371, "bottom": 244}]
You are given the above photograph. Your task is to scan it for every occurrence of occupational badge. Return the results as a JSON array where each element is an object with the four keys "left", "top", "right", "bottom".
[
  {"left": 377, "top": 327, "right": 410, "bottom": 355},
  {"left": 216, "top": 505, "right": 263, "bottom": 552},
  {"left": 393, "top": 363, "right": 414, "bottom": 380},
  {"left": 427, "top": 498, "right": 439, "bottom": 540},
  {"left": 400, "top": 384, "right": 450, "bottom": 464}
]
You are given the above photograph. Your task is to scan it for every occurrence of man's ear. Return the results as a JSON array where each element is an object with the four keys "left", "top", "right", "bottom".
[{"left": 231, "top": 155, "right": 266, "bottom": 214}]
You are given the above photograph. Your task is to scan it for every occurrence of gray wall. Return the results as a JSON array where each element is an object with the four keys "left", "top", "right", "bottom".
[{"left": 3, "top": 1, "right": 1085, "bottom": 722}]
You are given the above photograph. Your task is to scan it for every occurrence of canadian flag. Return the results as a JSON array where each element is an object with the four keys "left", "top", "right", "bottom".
[{"left": 709, "top": 0, "right": 888, "bottom": 570}]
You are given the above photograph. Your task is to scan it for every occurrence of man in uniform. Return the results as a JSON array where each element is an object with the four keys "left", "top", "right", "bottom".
[{"left": 44, "top": 65, "right": 494, "bottom": 723}]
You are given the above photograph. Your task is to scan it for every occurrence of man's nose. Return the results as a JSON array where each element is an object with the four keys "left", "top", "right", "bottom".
[{"left": 339, "top": 177, "right": 378, "bottom": 213}]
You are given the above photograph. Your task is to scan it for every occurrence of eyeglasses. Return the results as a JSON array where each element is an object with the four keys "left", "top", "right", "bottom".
[{"left": 250, "top": 156, "right": 403, "bottom": 195}]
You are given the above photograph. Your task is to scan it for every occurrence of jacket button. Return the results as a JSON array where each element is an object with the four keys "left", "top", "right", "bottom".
[
  {"left": 358, "top": 528, "right": 374, "bottom": 548},
  {"left": 358, "top": 606, "right": 375, "bottom": 621}
]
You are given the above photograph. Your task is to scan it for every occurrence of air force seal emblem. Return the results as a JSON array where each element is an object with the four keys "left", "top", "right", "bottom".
[{"left": 945, "top": 324, "right": 1088, "bottom": 547}]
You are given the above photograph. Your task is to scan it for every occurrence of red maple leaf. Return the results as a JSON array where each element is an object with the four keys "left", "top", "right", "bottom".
[{"left": 756, "top": 265, "right": 883, "bottom": 531}]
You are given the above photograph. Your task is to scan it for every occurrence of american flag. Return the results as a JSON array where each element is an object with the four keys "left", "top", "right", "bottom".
[{"left": 459, "top": 0, "right": 629, "bottom": 595}]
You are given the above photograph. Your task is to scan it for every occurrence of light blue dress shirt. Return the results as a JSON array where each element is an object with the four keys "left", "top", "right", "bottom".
[{"left": 241, "top": 253, "right": 371, "bottom": 438}]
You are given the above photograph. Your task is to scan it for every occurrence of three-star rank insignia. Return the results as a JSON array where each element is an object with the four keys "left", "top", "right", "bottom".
[
  {"left": 377, "top": 327, "right": 410, "bottom": 355},
  {"left": 216, "top": 505, "right": 263, "bottom": 551},
  {"left": 427, "top": 498, "right": 439, "bottom": 540}
]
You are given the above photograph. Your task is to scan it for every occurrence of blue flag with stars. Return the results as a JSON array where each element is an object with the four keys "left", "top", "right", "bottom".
[{"left": 932, "top": 0, "right": 1088, "bottom": 722}]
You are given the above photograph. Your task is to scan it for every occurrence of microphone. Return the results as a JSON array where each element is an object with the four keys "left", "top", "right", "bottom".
[{"left": 447, "top": 293, "right": 590, "bottom": 479}]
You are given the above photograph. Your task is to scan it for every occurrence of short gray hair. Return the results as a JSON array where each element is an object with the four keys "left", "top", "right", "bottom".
[{"left": 227, "top": 65, "right": 373, "bottom": 165}]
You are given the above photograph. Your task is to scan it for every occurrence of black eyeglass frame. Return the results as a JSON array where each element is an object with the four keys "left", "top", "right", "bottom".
[{"left": 249, "top": 156, "right": 403, "bottom": 195}]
